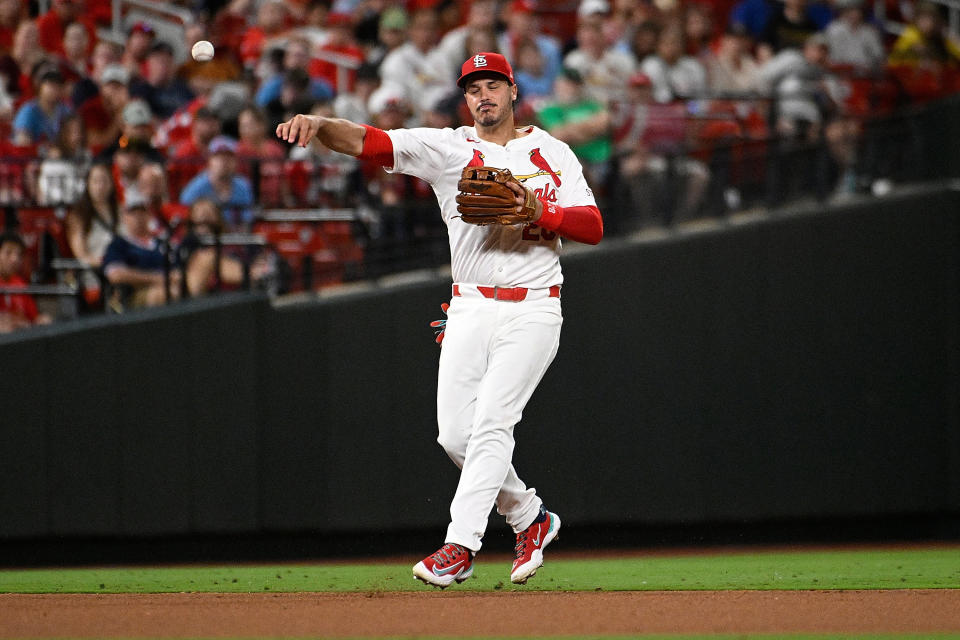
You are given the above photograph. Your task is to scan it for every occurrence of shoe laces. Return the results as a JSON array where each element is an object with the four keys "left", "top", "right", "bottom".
[
  {"left": 514, "top": 532, "right": 528, "bottom": 560},
  {"left": 432, "top": 543, "right": 466, "bottom": 567}
]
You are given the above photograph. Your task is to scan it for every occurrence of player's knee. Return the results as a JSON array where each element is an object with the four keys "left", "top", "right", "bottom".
[{"left": 436, "top": 429, "right": 466, "bottom": 460}]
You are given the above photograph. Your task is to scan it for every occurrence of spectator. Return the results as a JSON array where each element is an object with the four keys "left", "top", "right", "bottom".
[
  {"left": 263, "top": 67, "right": 318, "bottom": 132},
  {"left": 310, "top": 12, "right": 365, "bottom": 95},
  {"left": 379, "top": 8, "right": 443, "bottom": 113},
  {"left": 179, "top": 136, "right": 255, "bottom": 231},
  {"left": 628, "top": 20, "right": 662, "bottom": 65},
  {"left": 172, "top": 106, "right": 221, "bottom": 159},
  {"left": 112, "top": 136, "right": 153, "bottom": 206},
  {"left": 1, "top": 19, "right": 43, "bottom": 102},
  {"left": 65, "top": 162, "right": 119, "bottom": 270},
  {"left": 332, "top": 61, "right": 380, "bottom": 123},
  {"left": 120, "top": 21, "right": 156, "bottom": 79},
  {"left": 61, "top": 21, "right": 90, "bottom": 80},
  {"left": 178, "top": 197, "right": 273, "bottom": 297},
  {"left": 37, "top": 112, "right": 90, "bottom": 205},
  {"left": 254, "top": 36, "right": 333, "bottom": 108},
  {"left": 611, "top": 72, "right": 710, "bottom": 225},
  {"left": 237, "top": 103, "right": 287, "bottom": 159},
  {"left": 0, "top": 231, "right": 52, "bottom": 332},
  {"left": 758, "top": 0, "right": 830, "bottom": 59},
  {"left": 94, "top": 99, "right": 165, "bottom": 165},
  {"left": 12, "top": 68, "right": 71, "bottom": 146},
  {"left": 640, "top": 23, "right": 709, "bottom": 102},
  {"left": 0, "top": 0, "right": 25, "bottom": 57},
  {"left": 71, "top": 39, "right": 122, "bottom": 108},
  {"left": 429, "top": 0, "right": 499, "bottom": 83},
  {"left": 564, "top": 15, "right": 637, "bottom": 104},
  {"left": 129, "top": 41, "right": 195, "bottom": 119},
  {"left": 683, "top": 3, "right": 715, "bottom": 57},
  {"left": 536, "top": 67, "right": 613, "bottom": 187},
  {"left": 102, "top": 194, "right": 179, "bottom": 309},
  {"left": 36, "top": 0, "right": 95, "bottom": 58},
  {"left": 704, "top": 22, "right": 762, "bottom": 94},
  {"left": 729, "top": 0, "right": 776, "bottom": 40},
  {"left": 137, "top": 162, "right": 184, "bottom": 227},
  {"left": 889, "top": 1, "right": 960, "bottom": 69},
  {"left": 514, "top": 39, "right": 555, "bottom": 103},
  {"left": 758, "top": 32, "right": 846, "bottom": 140},
  {"left": 498, "top": 0, "right": 563, "bottom": 89},
  {"left": 78, "top": 63, "right": 130, "bottom": 153},
  {"left": 366, "top": 5, "right": 409, "bottom": 69},
  {"left": 238, "top": 0, "right": 290, "bottom": 70},
  {"left": 824, "top": 0, "right": 884, "bottom": 73}
]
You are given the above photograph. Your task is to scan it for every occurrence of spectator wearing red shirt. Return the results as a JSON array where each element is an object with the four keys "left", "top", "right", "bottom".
[
  {"left": 120, "top": 21, "right": 155, "bottom": 79},
  {"left": 237, "top": 104, "right": 286, "bottom": 160},
  {"left": 0, "top": 231, "right": 52, "bottom": 331},
  {"left": 36, "top": 0, "right": 96, "bottom": 58},
  {"left": 0, "top": 0, "right": 25, "bottom": 57},
  {"left": 238, "top": 0, "right": 290, "bottom": 70},
  {"left": 0, "top": 19, "right": 44, "bottom": 104},
  {"left": 309, "top": 12, "right": 364, "bottom": 94},
  {"left": 78, "top": 63, "right": 130, "bottom": 153}
]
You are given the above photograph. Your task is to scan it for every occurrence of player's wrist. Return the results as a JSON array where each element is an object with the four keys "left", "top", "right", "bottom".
[{"left": 536, "top": 199, "right": 564, "bottom": 230}]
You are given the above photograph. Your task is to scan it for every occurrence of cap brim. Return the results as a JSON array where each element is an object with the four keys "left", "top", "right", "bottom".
[{"left": 457, "top": 70, "right": 512, "bottom": 88}]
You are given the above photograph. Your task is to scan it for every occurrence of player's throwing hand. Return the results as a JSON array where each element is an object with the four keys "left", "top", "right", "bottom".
[{"left": 276, "top": 114, "right": 323, "bottom": 148}]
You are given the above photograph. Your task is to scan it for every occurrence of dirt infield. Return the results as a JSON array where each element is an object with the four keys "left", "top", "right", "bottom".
[{"left": 2, "top": 589, "right": 960, "bottom": 637}]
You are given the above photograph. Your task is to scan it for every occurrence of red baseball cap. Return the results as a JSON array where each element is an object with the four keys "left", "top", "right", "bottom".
[{"left": 457, "top": 52, "right": 515, "bottom": 88}]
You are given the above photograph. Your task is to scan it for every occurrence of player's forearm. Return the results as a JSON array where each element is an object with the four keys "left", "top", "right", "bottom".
[
  {"left": 313, "top": 117, "right": 366, "bottom": 156},
  {"left": 535, "top": 202, "right": 603, "bottom": 245}
]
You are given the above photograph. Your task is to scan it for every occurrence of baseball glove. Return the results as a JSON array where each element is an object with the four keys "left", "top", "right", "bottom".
[{"left": 455, "top": 166, "right": 538, "bottom": 226}]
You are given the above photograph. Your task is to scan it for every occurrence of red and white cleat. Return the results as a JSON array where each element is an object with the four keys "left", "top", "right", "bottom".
[
  {"left": 413, "top": 542, "right": 474, "bottom": 588},
  {"left": 510, "top": 510, "right": 560, "bottom": 584}
]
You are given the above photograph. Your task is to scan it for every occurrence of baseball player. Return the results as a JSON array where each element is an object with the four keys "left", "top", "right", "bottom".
[{"left": 276, "top": 52, "right": 603, "bottom": 587}]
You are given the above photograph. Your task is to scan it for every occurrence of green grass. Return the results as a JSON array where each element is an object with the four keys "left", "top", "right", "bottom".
[{"left": 0, "top": 548, "right": 958, "bottom": 594}]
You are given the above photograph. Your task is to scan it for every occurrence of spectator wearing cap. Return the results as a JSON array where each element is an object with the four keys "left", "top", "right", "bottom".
[
  {"left": 0, "top": 231, "right": 52, "bottom": 332},
  {"left": 309, "top": 11, "right": 365, "bottom": 95},
  {"left": 94, "top": 99, "right": 165, "bottom": 164},
  {"left": 378, "top": 8, "right": 444, "bottom": 114},
  {"left": 497, "top": 0, "right": 563, "bottom": 93},
  {"left": 824, "top": 0, "right": 884, "bottom": 73},
  {"left": 704, "top": 22, "right": 762, "bottom": 94},
  {"left": 78, "top": 63, "right": 130, "bottom": 153},
  {"left": 239, "top": 0, "right": 291, "bottom": 70},
  {"left": 0, "top": 0, "right": 25, "bottom": 57},
  {"left": 179, "top": 136, "right": 255, "bottom": 231},
  {"left": 563, "top": 14, "right": 636, "bottom": 105},
  {"left": 12, "top": 68, "right": 71, "bottom": 146},
  {"left": 71, "top": 39, "right": 122, "bottom": 108},
  {"left": 36, "top": 0, "right": 95, "bottom": 58},
  {"left": 535, "top": 67, "right": 613, "bottom": 187},
  {"left": 640, "top": 23, "right": 708, "bottom": 103},
  {"left": 121, "top": 21, "right": 156, "bottom": 78},
  {"left": 366, "top": 5, "right": 410, "bottom": 70},
  {"left": 129, "top": 41, "right": 195, "bottom": 119},
  {"left": 254, "top": 36, "right": 333, "bottom": 109},
  {"left": 102, "top": 194, "right": 180, "bottom": 309}
]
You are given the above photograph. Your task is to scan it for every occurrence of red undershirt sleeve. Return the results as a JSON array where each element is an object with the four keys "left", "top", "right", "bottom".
[
  {"left": 535, "top": 200, "right": 604, "bottom": 245},
  {"left": 358, "top": 124, "right": 394, "bottom": 168}
]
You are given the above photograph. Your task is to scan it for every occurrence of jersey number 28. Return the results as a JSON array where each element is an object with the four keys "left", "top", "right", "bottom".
[{"left": 522, "top": 224, "right": 557, "bottom": 242}]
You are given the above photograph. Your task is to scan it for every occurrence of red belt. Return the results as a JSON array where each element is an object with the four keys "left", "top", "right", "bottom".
[{"left": 452, "top": 284, "right": 561, "bottom": 301}]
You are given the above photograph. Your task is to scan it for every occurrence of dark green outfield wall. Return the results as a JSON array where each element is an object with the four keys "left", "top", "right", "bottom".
[{"left": 2, "top": 187, "right": 959, "bottom": 541}]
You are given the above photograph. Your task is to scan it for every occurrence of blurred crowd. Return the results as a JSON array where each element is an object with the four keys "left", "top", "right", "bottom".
[{"left": 1, "top": 0, "right": 959, "bottom": 332}]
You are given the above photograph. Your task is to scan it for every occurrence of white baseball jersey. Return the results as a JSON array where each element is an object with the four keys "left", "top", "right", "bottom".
[{"left": 385, "top": 125, "right": 597, "bottom": 289}]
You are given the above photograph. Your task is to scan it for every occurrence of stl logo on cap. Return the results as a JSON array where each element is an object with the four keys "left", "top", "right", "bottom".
[
  {"left": 458, "top": 52, "right": 515, "bottom": 87},
  {"left": 473, "top": 54, "right": 487, "bottom": 67}
]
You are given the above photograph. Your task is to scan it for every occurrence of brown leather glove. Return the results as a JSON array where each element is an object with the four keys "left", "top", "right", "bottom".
[{"left": 455, "top": 166, "right": 538, "bottom": 226}]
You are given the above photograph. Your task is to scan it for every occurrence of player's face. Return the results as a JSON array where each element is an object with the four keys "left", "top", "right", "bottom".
[{"left": 463, "top": 77, "right": 517, "bottom": 128}]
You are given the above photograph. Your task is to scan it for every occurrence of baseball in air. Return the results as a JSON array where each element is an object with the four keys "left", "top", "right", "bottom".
[{"left": 191, "top": 40, "right": 214, "bottom": 62}]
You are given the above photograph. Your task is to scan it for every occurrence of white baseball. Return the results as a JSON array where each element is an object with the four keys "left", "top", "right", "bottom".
[{"left": 191, "top": 40, "right": 214, "bottom": 62}]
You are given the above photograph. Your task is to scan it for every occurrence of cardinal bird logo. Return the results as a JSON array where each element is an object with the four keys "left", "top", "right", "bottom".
[
  {"left": 467, "top": 149, "right": 485, "bottom": 167},
  {"left": 530, "top": 149, "right": 561, "bottom": 187}
]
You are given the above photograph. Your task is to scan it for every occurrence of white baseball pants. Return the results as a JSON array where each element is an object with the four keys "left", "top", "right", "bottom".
[{"left": 436, "top": 287, "right": 563, "bottom": 551}]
